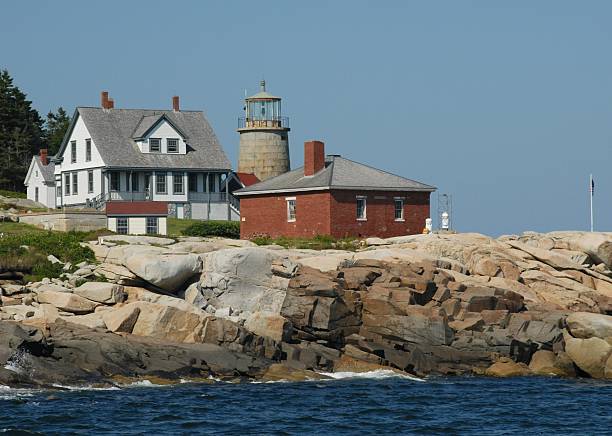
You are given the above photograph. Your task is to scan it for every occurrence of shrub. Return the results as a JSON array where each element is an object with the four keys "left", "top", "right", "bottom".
[
  {"left": 181, "top": 220, "right": 241, "bottom": 239},
  {"left": 0, "top": 230, "right": 96, "bottom": 281},
  {"left": 249, "top": 234, "right": 358, "bottom": 251},
  {"left": 0, "top": 189, "right": 26, "bottom": 199}
]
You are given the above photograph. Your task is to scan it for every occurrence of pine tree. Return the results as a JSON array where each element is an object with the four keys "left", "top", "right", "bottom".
[
  {"left": 44, "top": 107, "right": 70, "bottom": 156},
  {"left": 0, "top": 69, "right": 44, "bottom": 192}
]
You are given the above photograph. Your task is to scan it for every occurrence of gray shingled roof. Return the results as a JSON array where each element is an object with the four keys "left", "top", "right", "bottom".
[
  {"left": 37, "top": 156, "right": 55, "bottom": 182},
  {"left": 234, "top": 155, "right": 436, "bottom": 195},
  {"left": 54, "top": 107, "right": 231, "bottom": 170}
]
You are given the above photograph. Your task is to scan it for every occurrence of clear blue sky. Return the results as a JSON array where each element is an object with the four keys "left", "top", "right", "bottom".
[{"left": 2, "top": 0, "right": 611, "bottom": 235}]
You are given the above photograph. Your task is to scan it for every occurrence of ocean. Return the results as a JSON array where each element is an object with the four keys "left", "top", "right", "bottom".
[{"left": 1, "top": 373, "right": 611, "bottom": 435}]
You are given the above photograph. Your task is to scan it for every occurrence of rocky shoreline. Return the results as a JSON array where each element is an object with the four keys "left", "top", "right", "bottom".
[{"left": 1, "top": 231, "right": 611, "bottom": 388}]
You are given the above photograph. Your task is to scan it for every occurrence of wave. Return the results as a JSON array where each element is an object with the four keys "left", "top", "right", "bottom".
[{"left": 318, "top": 369, "right": 425, "bottom": 382}]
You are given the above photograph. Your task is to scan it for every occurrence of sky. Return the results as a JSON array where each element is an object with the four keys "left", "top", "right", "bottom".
[{"left": 1, "top": 0, "right": 611, "bottom": 236}]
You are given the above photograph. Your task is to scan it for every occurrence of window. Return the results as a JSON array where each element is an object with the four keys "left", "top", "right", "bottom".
[
  {"left": 35, "top": 187, "right": 39, "bottom": 203},
  {"left": 209, "top": 174, "right": 217, "bottom": 192},
  {"left": 146, "top": 217, "right": 158, "bottom": 235},
  {"left": 72, "top": 172, "right": 78, "bottom": 195},
  {"left": 110, "top": 172, "right": 120, "bottom": 191},
  {"left": 286, "top": 198, "right": 296, "bottom": 222},
  {"left": 356, "top": 196, "right": 367, "bottom": 220},
  {"left": 116, "top": 218, "right": 128, "bottom": 235},
  {"left": 149, "top": 138, "right": 161, "bottom": 152},
  {"left": 167, "top": 138, "right": 179, "bottom": 153},
  {"left": 156, "top": 172, "right": 167, "bottom": 194},
  {"left": 394, "top": 199, "right": 404, "bottom": 221},
  {"left": 131, "top": 173, "right": 139, "bottom": 191},
  {"left": 56, "top": 185, "right": 61, "bottom": 197},
  {"left": 172, "top": 172, "right": 184, "bottom": 194},
  {"left": 65, "top": 174, "right": 70, "bottom": 195},
  {"left": 88, "top": 170, "right": 94, "bottom": 193},
  {"left": 188, "top": 173, "right": 198, "bottom": 192},
  {"left": 86, "top": 139, "right": 92, "bottom": 162},
  {"left": 71, "top": 141, "right": 76, "bottom": 163},
  {"left": 35, "top": 170, "right": 38, "bottom": 177}
]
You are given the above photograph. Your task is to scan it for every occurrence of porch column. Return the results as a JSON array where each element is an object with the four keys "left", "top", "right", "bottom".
[
  {"left": 129, "top": 170, "right": 133, "bottom": 202},
  {"left": 226, "top": 171, "right": 230, "bottom": 220},
  {"left": 206, "top": 172, "right": 211, "bottom": 221}
]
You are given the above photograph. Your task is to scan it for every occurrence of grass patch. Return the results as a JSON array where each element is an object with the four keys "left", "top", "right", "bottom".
[
  {"left": 0, "top": 222, "right": 99, "bottom": 282},
  {"left": 167, "top": 218, "right": 201, "bottom": 237},
  {"left": 251, "top": 234, "right": 358, "bottom": 251},
  {"left": 0, "top": 189, "right": 26, "bottom": 199}
]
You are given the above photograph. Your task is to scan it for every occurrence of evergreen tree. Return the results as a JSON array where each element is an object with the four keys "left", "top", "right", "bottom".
[
  {"left": 0, "top": 69, "right": 44, "bottom": 191},
  {"left": 44, "top": 107, "right": 70, "bottom": 155}
]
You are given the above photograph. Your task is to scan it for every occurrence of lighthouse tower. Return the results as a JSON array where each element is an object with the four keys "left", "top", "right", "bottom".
[{"left": 237, "top": 80, "right": 290, "bottom": 181}]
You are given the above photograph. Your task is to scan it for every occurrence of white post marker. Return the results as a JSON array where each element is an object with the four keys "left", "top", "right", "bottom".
[{"left": 590, "top": 174, "right": 594, "bottom": 232}]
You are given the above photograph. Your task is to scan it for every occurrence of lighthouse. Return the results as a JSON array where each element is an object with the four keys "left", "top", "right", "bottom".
[{"left": 237, "top": 80, "right": 290, "bottom": 181}]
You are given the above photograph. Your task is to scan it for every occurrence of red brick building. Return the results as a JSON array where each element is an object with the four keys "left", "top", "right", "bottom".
[{"left": 234, "top": 141, "right": 436, "bottom": 239}]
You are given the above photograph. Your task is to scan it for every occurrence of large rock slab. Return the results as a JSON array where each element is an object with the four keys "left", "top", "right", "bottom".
[
  {"left": 565, "top": 335, "right": 612, "bottom": 379},
  {"left": 99, "top": 235, "right": 176, "bottom": 246},
  {"left": 566, "top": 312, "right": 612, "bottom": 339},
  {"left": 102, "top": 304, "right": 141, "bottom": 333},
  {"left": 130, "top": 301, "right": 208, "bottom": 343},
  {"left": 198, "top": 247, "right": 291, "bottom": 314},
  {"left": 125, "top": 253, "right": 202, "bottom": 292},
  {"left": 244, "top": 311, "right": 292, "bottom": 342},
  {"left": 72, "top": 282, "right": 126, "bottom": 304},
  {"left": 37, "top": 291, "right": 99, "bottom": 314},
  {"left": 61, "top": 313, "right": 106, "bottom": 330}
]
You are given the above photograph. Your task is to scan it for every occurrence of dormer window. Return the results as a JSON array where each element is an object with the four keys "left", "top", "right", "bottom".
[
  {"left": 150, "top": 138, "right": 161, "bottom": 152},
  {"left": 167, "top": 138, "right": 179, "bottom": 153}
]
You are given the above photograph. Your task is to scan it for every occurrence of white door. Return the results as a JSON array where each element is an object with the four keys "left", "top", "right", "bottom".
[{"left": 176, "top": 204, "right": 184, "bottom": 219}]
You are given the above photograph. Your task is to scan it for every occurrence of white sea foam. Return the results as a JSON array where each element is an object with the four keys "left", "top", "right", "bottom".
[
  {"left": 50, "top": 384, "right": 121, "bottom": 391},
  {"left": 318, "top": 369, "right": 425, "bottom": 382},
  {"left": 0, "top": 385, "right": 37, "bottom": 400}
]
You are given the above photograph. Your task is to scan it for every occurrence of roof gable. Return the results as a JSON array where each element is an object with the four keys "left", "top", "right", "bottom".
[
  {"left": 25, "top": 156, "right": 55, "bottom": 185},
  {"left": 132, "top": 114, "right": 188, "bottom": 140}
]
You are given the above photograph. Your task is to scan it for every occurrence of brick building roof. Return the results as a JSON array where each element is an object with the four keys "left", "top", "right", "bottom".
[
  {"left": 106, "top": 201, "right": 168, "bottom": 216},
  {"left": 234, "top": 155, "right": 436, "bottom": 196}
]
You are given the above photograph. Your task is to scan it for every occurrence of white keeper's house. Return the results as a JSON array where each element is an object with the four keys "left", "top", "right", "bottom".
[{"left": 25, "top": 92, "right": 240, "bottom": 222}]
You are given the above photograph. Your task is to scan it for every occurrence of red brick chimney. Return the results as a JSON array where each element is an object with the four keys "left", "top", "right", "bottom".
[
  {"left": 172, "top": 96, "right": 180, "bottom": 112},
  {"left": 101, "top": 91, "right": 115, "bottom": 109},
  {"left": 304, "top": 140, "right": 325, "bottom": 176},
  {"left": 101, "top": 91, "right": 109, "bottom": 109},
  {"left": 39, "top": 149, "right": 48, "bottom": 166}
]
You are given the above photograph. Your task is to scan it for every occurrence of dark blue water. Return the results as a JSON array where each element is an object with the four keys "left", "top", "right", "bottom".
[{"left": 1, "top": 375, "right": 611, "bottom": 435}]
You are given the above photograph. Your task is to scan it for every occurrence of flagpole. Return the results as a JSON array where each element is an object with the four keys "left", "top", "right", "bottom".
[{"left": 590, "top": 174, "right": 594, "bottom": 232}]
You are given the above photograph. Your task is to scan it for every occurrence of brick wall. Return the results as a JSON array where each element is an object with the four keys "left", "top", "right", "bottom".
[
  {"left": 239, "top": 189, "right": 431, "bottom": 239},
  {"left": 329, "top": 190, "right": 430, "bottom": 238},
  {"left": 239, "top": 191, "right": 331, "bottom": 239}
]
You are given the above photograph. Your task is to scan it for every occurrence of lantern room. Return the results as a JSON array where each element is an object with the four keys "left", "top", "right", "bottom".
[{"left": 240, "top": 80, "right": 288, "bottom": 129}]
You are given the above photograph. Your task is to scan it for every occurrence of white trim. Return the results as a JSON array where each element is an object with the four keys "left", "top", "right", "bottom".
[
  {"left": 234, "top": 185, "right": 436, "bottom": 197},
  {"left": 394, "top": 198, "right": 404, "bottom": 221},
  {"left": 356, "top": 196, "right": 367, "bottom": 221},
  {"left": 286, "top": 198, "right": 296, "bottom": 222}
]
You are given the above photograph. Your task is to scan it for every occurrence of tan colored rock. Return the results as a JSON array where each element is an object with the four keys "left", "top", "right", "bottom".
[
  {"left": 565, "top": 335, "right": 612, "bottom": 378},
  {"left": 528, "top": 350, "right": 576, "bottom": 377},
  {"left": 125, "top": 252, "right": 202, "bottom": 292},
  {"left": 130, "top": 301, "right": 208, "bottom": 343},
  {"left": 125, "top": 287, "right": 205, "bottom": 314},
  {"left": 485, "top": 357, "right": 531, "bottom": 377},
  {"left": 244, "top": 311, "right": 292, "bottom": 342},
  {"left": 61, "top": 312, "right": 106, "bottom": 329},
  {"left": 37, "top": 290, "right": 99, "bottom": 314},
  {"left": 72, "top": 282, "right": 126, "bottom": 304},
  {"left": 566, "top": 312, "right": 612, "bottom": 339},
  {"left": 262, "top": 363, "right": 330, "bottom": 382},
  {"left": 102, "top": 303, "right": 141, "bottom": 333}
]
